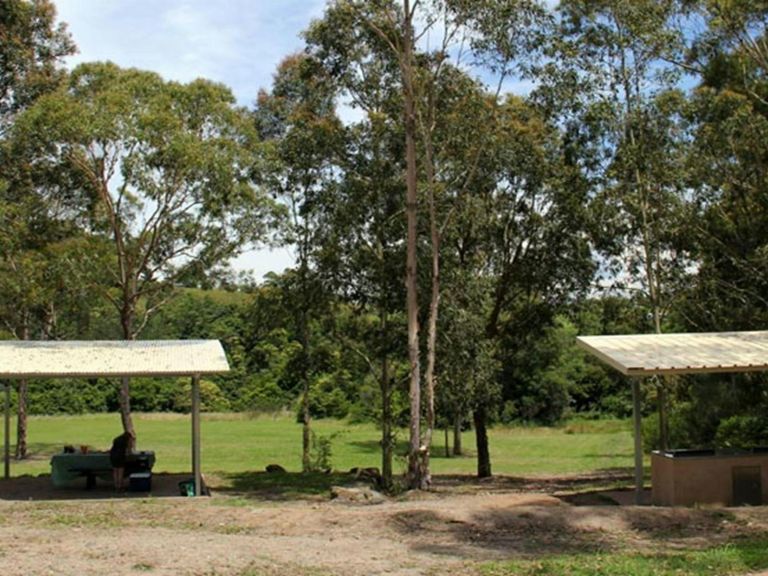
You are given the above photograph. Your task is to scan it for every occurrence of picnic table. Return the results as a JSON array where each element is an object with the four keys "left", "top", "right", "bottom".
[{"left": 50, "top": 451, "right": 156, "bottom": 488}]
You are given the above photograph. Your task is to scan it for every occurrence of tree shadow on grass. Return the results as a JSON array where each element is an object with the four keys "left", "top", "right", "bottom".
[
  {"left": 9, "top": 442, "right": 65, "bottom": 462},
  {"left": 389, "top": 497, "right": 768, "bottom": 562},
  {"left": 432, "top": 469, "right": 635, "bottom": 494},
  {"left": 347, "top": 439, "right": 409, "bottom": 455},
  {"left": 389, "top": 505, "right": 615, "bottom": 559},
  {"left": 582, "top": 452, "right": 634, "bottom": 459},
  {"left": 0, "top": 472, "right": 193, "bottom": 501},
  {"left": 626, "top": 507, "right": 743, "bottom": 540},
  {"left": 347, "top": 439, "right": 469, "bottom": 463},
  {"left": 215, "top": 470, "right": 356, "bottom": 501}
]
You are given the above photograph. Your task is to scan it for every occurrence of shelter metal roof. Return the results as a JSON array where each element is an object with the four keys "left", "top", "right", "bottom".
[
  {"left": 0, "top": 340, "right": 230, "bottom": 379},
  {"left": 576, "top": 331, "right": 768, "bottom": 376}
]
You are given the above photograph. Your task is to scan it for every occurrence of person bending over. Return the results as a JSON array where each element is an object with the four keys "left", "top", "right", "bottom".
[{"left": 110, "top": 431, "right": 135, "bottom": 490}]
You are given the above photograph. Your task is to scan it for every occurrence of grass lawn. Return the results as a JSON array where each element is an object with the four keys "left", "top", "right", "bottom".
[
  {"left": 2, "top": 412, "right": 637, "bottom": 478},
  {"left": 478, "top": 540, "right": 768, "bottom": 576}
]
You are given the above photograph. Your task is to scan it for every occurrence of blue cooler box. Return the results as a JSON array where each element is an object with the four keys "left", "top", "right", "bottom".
[{"left": 128, "top": 472, "right": 152, "bottom": 492}]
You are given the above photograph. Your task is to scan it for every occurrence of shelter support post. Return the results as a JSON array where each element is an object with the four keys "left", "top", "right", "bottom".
[
  {"left": 632, "top": 379, "right": 643, "bottom": 505},
  {"left": 191, "top": 375, "right": 201, "bottom": 496},
  {"left": 4, "top": 382, "right": 9, "bottom": 480}
]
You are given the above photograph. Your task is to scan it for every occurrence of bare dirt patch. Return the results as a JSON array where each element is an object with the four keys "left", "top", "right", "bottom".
[{"left": 1, "top": 473, "right": 767, "bottom": 575}]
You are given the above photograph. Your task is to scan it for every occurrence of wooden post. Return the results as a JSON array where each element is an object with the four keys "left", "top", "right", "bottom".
[
  {"left": 4, "top": 382, "right": 10, "bottom": 480},
  {"left": 191, "top": 375, "right": 201, "bottom": 496},
  {"left": 632, "top": 379, "right": 643, "bottom": 505}
]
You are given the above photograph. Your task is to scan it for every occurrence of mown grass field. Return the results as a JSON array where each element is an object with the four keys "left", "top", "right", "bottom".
[
  {"left": 478, "top": 540, "right": 768, "bottom": 576},
  {"left": 2, "top": 412, "right": 636, "bottom": 478}
]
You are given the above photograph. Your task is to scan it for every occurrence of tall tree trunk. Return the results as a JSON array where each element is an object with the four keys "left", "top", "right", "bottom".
[
  {"left": 401, "top": 0, "right": 423, "bottom": 490},
  {"left": 299, "top": 271, "right": 311, "bottom": 473},
  {"left": 118, "top": 376, "right": 135, "bottom": 436},
  {"left": 640, "top": 199, "right": 669, "bottom": 450},
  {"left": 657, "top": 383, "right": 668, "bottom": 451},
  {"left": 119, "top": 303, "right": 136, "bottom": 436},
  {"left": 620, "top": 35, "right": 669, "bottom": 453},
  {"left": 474, "top": 406, "right": 491, "bottom": 478},
  {"left": 301, "top": 319, "right": 311, "bottom": 473},
  {"left": 453, "top": 413, "right": 463, "bottom": 456},
  {"left": 302, "top": 384, "right": 311, "bottom": 471},
  {"left": 15, "top": 318, "right": 30, "bottom": 460},
  {"left": 380, "top": 310, "right": 393, "bottom": 489},
  {"left": 419, "top": 112, "right": 439, "bottom": 490},
  {"left": 15, "top": 379, "right": 27, "bottom": 460}
]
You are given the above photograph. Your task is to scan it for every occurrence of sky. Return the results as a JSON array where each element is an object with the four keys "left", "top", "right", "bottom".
[{"left": 54, "top": 0, "right": 329, "bottom": 280}]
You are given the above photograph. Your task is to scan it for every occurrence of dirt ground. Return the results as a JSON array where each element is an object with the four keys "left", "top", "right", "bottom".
[{"left": 1, "top": 473, "right": 768, "bottom": 576}]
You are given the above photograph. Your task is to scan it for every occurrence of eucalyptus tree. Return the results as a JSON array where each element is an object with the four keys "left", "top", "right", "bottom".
[
  {"left": 0, "top": 0, "right": 76, "bottom": 458},
  {"left": 668, "top": 4, "right": 768, "bottom": 443},
  {"left": 305, "top": 1, "right": 408, "bottom": 487},
  {"left": 307, "top": 0, "right": 495, "bottom": 487},
  {"left": 311, "top": 0, "right": 468, "bottom": 488},
  {"left": 685, "top": 0, "right": 768, "bottom": 106},
  {"left": 455, "top": 94, "right": 594, "bottom": 476},
  {"left": 0, "top": 0, "right": 75, "bottom": 132},
  {"left": 253, "top": 53, "right": 344, "bottom": 471},
  {"left": 308, "top": 0, "right": 566, "bottom": 485},
  {"left": 541, "top": 0, "right": 692, "bottom": 448},
  {"left": 315, "top": 120, "right": 407, "bottom": 487},
  {"left": 679, "top": 1, "right": 768, "bottom": 331},
  {"left": 375, "top": 0, "right": 423, "bottom": 488},
  {"left": 12, "top": 62, "right": 274, "bottom": 435}
]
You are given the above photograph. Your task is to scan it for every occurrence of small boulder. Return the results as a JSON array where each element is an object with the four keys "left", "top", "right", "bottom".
[
  {"left": 265, "top": 464, "right": 286, "bottom": 474},
  {"left": 330, "top": 485, "right": 385, "bottom": 505}
]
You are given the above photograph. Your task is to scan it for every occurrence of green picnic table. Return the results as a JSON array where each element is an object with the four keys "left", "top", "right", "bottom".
[{"left": 50, "top": 451, "right": 155, "bottom": 488}]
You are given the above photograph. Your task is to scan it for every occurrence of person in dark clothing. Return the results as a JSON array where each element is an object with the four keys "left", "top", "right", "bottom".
[{"left": 110, "top": 431, "right": 135, "bottom": 490}]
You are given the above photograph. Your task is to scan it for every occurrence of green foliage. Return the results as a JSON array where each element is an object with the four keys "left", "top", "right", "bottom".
[
  {"left": 0, "top": 0, "right": 76, "bottom": 123},
  {"left": 682, "top": 84, "right": 768, "bottom": 330},
  {"left": 308, "top": 430, "right": 339, "bottom": 472},
  {"left": 303, "top": 375, "right": 351, "bottom": 420},
  {"left": 715, "top": 415, "right": 768, "bottom": 449},
  {"left": 25, "top": 379, "right": 114, "bottom": 415},
  {"left": 642, "top": 373, "right": 768, "bottom": 451},
  {"left": 126, "top": 379, "right": 177, "bottom": 413},
  {"left": 10, "top": 61, "right": 275, "bottom": 340},
  {"left": 172, "top": 380, "right": 231, "bottom": 414},
  {"left": 238, "top": 377, "right": 292, "bottom": 413}
]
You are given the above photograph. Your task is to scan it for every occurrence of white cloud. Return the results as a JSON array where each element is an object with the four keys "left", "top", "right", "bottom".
[{"left": 54, "top": 0, "right": 327, "bottom": 106}]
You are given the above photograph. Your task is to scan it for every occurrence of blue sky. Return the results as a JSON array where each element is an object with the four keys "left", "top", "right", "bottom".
[{"left": 54, "top": 0, "right": 329, "bottom": 280}]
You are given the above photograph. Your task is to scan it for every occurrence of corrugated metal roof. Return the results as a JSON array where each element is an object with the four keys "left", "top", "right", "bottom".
[
  {"left": 576, "top": 331, "right": 768, "bottom": 376},
  {"left": 0, "top": 340, "right": 230, "bottom": 378}
]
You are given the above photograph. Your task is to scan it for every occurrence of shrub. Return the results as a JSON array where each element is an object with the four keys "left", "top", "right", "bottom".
[
  {"left": 308, "top": 431, "right": 339, "bottom": 472},
  {"left": 298, "top": 375, "right": 351, "bottom": 420},
  {"left": 716, "top": 415, "right": 768, "bottom": 449},
  {"left": 236, "top": 376, "right": 291, "bottom": 412},
  {"left": 27, "top": 378, "right": 113, "bottom": 414},
  {"left": 172, "top": 379, "right": 231, "bottom": 413}
]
